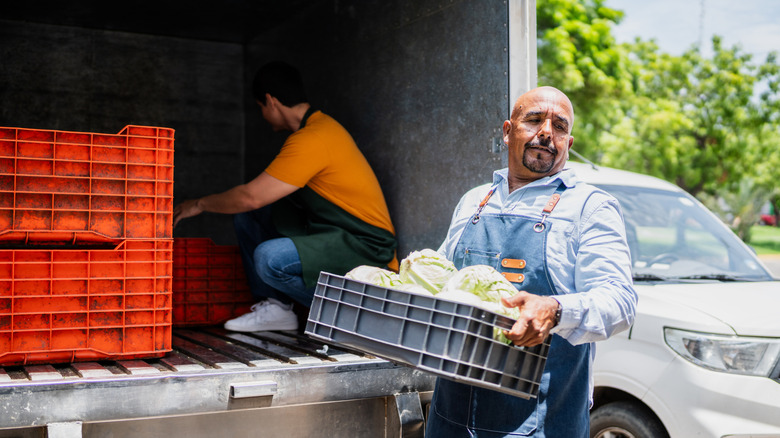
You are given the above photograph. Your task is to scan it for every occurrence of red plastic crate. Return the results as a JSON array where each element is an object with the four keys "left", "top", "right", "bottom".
[
  {"left": 173, "top": 238, "right": 254, "bottom": 327},
  {"left": 0, "top": 239, "right": 173, "bottom": 365},
  {"left": 0, "top": 125, "right": 174, "bottom": 245}
]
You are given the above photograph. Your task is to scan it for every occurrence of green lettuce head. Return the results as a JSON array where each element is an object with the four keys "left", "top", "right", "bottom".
[
  {"left": 345, "top": 265, "right": 402, "bottom": 288},
  {"left": 440, "top": 265, "right": 520, "bottom": 320},
  {"left": 438, "top": 265, "right": 521, "bottom": 345},
  {"left": 434, "top": 289, "right": 486, "bottom": 307},
  {"left": 399, "top": 249, "right": 457, "bottom": 294},
  {"left": 395, "top": 283, "right": 434, "bottom": 296}
]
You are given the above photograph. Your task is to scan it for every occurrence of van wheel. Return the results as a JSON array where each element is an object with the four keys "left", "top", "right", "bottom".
[{"left": 590, "top": 401, "right": 668, "bottom": 438}]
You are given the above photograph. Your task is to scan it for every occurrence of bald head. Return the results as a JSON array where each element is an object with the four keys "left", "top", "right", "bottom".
[
  {"left": 510, "top": 86, "right": 574, "bottom": 131},
  {"left": 502, "top": 86, "right": 575, "bottom": 190}
]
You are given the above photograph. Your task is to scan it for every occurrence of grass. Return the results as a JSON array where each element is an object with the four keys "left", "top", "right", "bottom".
[{"left": 748, "top": 225, "right": 780, "bottom": 255}]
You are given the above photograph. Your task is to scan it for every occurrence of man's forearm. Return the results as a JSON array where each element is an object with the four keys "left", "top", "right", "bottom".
[
  {"left": 173, "top": 172, "right": 300, "bottom": 228},
  {"left": 196, "top": 185, "right": 258, "bottom": 214}
]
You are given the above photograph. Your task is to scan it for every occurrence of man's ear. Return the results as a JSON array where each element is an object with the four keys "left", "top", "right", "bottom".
[
  {"left": 568, "top": 135, "right": 574, "bottom": 150},
  {"left": 265, "top": 93, "right": 277, "bottom": 108},
  {"left": 502, "top": 120, "right": 512, "bottom": 144}
]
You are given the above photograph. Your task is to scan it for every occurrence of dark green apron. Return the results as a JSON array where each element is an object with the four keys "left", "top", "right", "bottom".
[{"left": 270, "top": 108, "right": 397, "bottom": 288}]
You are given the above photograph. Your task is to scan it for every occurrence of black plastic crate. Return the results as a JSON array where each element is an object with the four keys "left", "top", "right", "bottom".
[{"left": 305, "top": 272, "right": 551, "bottom": 399}]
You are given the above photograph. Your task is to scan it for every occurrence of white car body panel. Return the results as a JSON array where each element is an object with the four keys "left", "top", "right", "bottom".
[{"left": 570, "top": 161, "right": 780, "bottom": 438}]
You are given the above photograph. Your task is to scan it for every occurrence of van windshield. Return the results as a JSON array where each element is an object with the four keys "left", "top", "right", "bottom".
[{"left": 598, "top": 185, "right": 774, "bottom": 282}]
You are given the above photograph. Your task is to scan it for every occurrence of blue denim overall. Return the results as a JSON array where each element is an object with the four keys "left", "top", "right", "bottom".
[{"left": 426, "top": 184, "right": 590, "bottom": 437}]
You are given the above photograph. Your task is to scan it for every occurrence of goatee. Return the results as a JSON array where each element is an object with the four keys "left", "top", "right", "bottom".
[{"left": 522, "top": 143, "right": 556, "bottom": 174}]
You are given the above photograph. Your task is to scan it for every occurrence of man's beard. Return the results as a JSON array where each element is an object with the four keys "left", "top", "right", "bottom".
[{"left": 522, "top": 141, "right": 557, "bottom": 174}]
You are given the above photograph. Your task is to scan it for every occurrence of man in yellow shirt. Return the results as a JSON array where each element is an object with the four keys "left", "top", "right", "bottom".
[{"left": 173, "top": 61, "right": 397, "bottom": 332}]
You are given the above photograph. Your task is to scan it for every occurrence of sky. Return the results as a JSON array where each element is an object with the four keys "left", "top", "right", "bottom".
[{"left": 606, "top": 0, "right": 780, "bottom": 61}]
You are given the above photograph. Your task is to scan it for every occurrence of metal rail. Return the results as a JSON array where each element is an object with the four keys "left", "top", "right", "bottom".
[{"left": 0, "top": 328, "right": 435, "bottom": 437}]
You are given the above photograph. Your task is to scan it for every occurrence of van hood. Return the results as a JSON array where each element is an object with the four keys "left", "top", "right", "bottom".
[{"left": 635, "top": 280, "right": 780, "bottom": 337}]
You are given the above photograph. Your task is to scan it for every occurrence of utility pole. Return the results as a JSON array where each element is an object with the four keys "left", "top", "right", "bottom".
[{"left": 698, "top": 0, "right": 706, "bottom": 49}]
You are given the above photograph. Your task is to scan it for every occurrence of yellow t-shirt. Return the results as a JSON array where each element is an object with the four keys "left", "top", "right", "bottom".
[{"left": 265, "top": 111, "right": 397, "bottom": 269}]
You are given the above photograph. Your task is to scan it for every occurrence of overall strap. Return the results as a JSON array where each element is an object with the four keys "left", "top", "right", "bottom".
[
  {"left": 471, "top": 181, "right": 567, "bottom": 227},
  {"left": 299, "top": 106, "right": 316, "bottom": 129},
  {"left": 471, "top": 186, "right": 497, "bottom": 224},
  {"left": 533, "top": 182, "right": 567, "bottom": 233}
]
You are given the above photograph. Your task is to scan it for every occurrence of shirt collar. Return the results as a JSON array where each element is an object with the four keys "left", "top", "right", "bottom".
[{"left": 492, "top": 166, "right": 578, "bottom": 190}]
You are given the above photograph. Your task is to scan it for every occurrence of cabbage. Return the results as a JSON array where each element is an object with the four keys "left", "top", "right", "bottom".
[
  {"left": 440, "top": 265, "right": 521, "bottom": 320},
  {"left": 438, "top": 266, "right": 521, "bottom": 345},
  {"left": 345, "top": 265, "right": 402, "bottom": 287},
  {"left": 399, "top": 249, "right": 457, "bottom": 294},
  {"left": 434, "top": 289, "right": 485, "bottom": 307},
  {"left": 395, "top": 283, "right": 434, "bottom": 296},
  {"left": 347, "top": 259, "right": 522, "bottom": 345}
]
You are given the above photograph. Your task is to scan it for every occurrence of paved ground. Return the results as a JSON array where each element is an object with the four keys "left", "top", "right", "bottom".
[{"left": 758, "top": 254, "right": 780, "bottom": 277}]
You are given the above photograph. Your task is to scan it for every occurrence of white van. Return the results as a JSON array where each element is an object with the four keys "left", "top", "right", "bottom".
[{"left": 569, "top": 161, "right": 780, "bottom": 438}]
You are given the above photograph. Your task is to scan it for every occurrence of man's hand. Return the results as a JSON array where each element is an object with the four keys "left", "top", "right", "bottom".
[
  {"left": 173, "top": 199, "right": 203, "bottom": 227},
  {"left": 500, "top": 292, "right": 560, "bottom": 347}
]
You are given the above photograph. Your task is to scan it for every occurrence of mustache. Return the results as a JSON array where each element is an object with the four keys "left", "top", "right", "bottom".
[{"left": 524, "top": 139, "right": 556, "bottom": 155}]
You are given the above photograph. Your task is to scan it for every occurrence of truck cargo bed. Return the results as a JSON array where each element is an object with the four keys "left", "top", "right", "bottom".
[{"left": 0, "top": 327, "right": 435, "bottom": 437}]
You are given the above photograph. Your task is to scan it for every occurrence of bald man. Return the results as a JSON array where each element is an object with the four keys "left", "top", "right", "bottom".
[{"left": 428, "top": 87, "right": 637, "bottom": 437}]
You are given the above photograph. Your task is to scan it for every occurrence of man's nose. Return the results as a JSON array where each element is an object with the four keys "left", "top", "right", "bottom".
[{"left": 538, "top": 118, "right": 552, "bottom": 138}]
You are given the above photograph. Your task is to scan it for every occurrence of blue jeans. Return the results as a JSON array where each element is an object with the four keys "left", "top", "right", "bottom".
[{"left": 233, "top": 206, "right": 315, "bottom": 307}]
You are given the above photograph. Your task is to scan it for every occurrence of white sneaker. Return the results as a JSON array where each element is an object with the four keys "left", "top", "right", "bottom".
[{"left": 224, "top": 298, "right": 299, "bottom": 332}]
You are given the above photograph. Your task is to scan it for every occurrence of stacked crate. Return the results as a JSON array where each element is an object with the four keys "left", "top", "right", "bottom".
[
  {"left": 0, "top": 125, "right": 174, "bottom": 365},
  {"left": 172, "top": 238, "right": 255, "bottom": 327}
]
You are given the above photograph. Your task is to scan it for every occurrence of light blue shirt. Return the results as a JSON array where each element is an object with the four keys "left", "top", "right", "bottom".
[{"left": 438, "top": 167, "right": 637, "bottom": 346}]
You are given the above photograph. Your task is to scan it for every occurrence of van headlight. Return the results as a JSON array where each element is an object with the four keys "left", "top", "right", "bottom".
[{"left": 664, "top": 328, "right": 780, "bottom": 377}]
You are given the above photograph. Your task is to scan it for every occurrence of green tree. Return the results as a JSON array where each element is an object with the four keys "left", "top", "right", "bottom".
[
  {"left": 601, "top": 37, "right": 780, "bottom": 198},
  {"left": 536, "top": 0, "right": 634, "bottom": 160},
  {"left": 537, "top": 0, "right": 780, "bottom": 241},
  {"left": 599, "top": 38, "right": 780, "bottom": 240},
  {"left": 699, "top": 178, "right": 774, "bottom": 242}
]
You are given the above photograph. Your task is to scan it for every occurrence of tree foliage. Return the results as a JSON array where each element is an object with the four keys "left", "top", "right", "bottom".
[
  {"left": 601, "top": 37, "right": 780, "bottom": 197},
  {"left": 536, "top": 0, "right": 634, "bottom": 160},
  {"left": 537, "top": 0, "right": 780, "bottom": 240}
]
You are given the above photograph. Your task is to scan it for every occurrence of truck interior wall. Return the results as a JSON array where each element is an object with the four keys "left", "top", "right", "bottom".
[
  {"left": 0, "top": 18, "right": 246, "bottom": 245},
  {"left": 245, "top": 0, "right": 510, "bottom": 258},
  {"left": 0, "top": 0, "right": 511, "bottom": 261}
]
